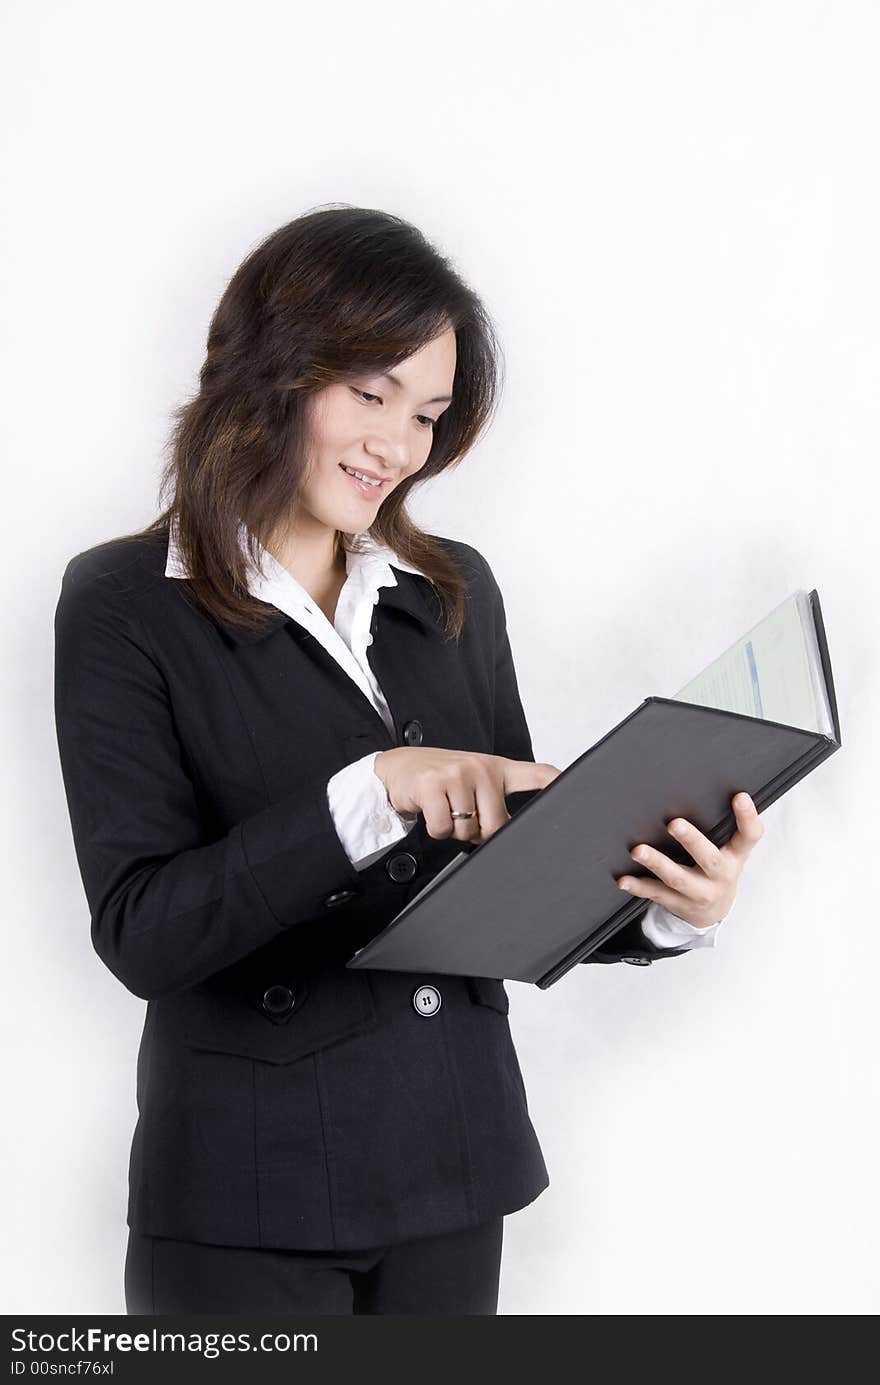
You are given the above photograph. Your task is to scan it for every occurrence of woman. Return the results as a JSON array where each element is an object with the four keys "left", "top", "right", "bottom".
[{"left": 53, "top": 206, "right": 761, "bottom": 1315}]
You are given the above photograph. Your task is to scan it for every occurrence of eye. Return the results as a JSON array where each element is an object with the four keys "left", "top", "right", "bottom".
[{"left": 352, "top": 388, "right": 437, "bottom": 430}]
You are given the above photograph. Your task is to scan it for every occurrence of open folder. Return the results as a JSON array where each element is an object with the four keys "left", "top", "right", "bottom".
[{"left": 346, "top": 589, "right": 841, "bottom": 989}]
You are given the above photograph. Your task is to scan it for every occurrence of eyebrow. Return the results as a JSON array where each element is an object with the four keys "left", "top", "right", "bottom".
[{"left": 378, "top": 369, "right": 453, "bottom": 404}]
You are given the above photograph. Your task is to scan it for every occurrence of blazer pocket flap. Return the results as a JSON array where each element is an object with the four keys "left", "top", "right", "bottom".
[{"left": 167, "top": 968, "right": 378, "bottom": 1064}]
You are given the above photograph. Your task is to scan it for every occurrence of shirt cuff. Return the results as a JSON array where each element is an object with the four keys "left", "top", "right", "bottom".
[
  {"left": 641, "top": 899, "right": 730, "bottom": 950},
  {"left": 326, "top": 751, "right": 419, "bottom": 872}
]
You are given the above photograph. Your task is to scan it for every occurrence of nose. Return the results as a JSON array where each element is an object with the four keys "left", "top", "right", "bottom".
[{"left": 362, "top": 421, "right": 413, "bottom": 475}]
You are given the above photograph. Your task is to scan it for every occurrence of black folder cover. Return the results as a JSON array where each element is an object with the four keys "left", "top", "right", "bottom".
[{"left": 347, "top": 591, "right": 840, "bottom": 989}]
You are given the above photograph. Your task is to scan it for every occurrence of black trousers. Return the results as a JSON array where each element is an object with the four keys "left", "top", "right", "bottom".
[{"left": 124, "top": 1217, "right": 505, "bottom": 1315}]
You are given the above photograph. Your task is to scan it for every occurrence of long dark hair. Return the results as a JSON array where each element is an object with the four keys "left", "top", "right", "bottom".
[{"left": 123, "top": 204, "right": 504, "bottom": 640}]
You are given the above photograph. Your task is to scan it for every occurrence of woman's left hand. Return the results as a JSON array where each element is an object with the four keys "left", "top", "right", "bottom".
[{"left": 615, "top": 792, "right": 764, "bottom": 928}]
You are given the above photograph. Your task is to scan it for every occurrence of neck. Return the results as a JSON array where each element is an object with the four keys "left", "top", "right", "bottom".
[{"left": 265, "top": 514, "right": 345, "bottom": 590}]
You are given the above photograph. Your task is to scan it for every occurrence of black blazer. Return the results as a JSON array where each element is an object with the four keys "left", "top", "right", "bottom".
[{"left": 53, "top": 527, "right": 687, "bottom": 1251}]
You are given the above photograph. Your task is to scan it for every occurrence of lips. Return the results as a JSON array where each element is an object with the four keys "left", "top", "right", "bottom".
[
  {"left": 340, "top": 463, "right": 386, "bottom": 483},
  {"left": 339, "top": 463, "right": 388, "bottom": 499}
]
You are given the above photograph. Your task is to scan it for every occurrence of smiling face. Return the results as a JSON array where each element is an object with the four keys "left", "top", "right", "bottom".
[{"left": 296, "top": 326, "right": 457, "bottom": 538}]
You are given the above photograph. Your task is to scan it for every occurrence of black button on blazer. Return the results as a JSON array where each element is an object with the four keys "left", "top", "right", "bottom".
[{"left": 53, "top": 526, "right": 683, "bottom": 1251}]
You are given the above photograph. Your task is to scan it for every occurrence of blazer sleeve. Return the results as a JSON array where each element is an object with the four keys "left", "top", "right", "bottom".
[
  {"left": 478, "top": 550, "right": 690, "bottom": 965},
  {"left": 53, "top": 560, "right": 375, "bottom": 1001}
]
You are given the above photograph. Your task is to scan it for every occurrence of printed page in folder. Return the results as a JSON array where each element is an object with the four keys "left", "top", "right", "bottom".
[{"left": 671, "top": 590, "right": 833, "bottom": 736}]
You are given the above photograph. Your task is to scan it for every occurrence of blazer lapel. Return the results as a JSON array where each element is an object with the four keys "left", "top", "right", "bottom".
[
  {"left": 214, "top": 569, "right": 470, "bottom": 754},
  {"left": 217, "top": 568, "right": 440, "bottom": 646},
  {"left": 217, "top": 606, "right": 299, "bottom": 646},
  {"left": 374, "top": 570, "right": 443, "bottom": 632}
]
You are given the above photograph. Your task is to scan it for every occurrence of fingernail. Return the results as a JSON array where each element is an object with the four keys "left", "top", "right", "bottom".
[{"left": 617, "top": 879, "right": 631, "bottom": 890}]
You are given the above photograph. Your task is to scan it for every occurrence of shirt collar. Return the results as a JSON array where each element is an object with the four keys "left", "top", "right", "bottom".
[
  {"left": 165, "top": 519, "right": 426, "bottom": 588},
  {"left": 164, "top": 519, "right": 436, "bottom": 642}
]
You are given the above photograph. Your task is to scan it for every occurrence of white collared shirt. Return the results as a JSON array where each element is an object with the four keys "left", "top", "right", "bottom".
[{"left": 165, "top": 522, "right": 724, "bottom": 950}]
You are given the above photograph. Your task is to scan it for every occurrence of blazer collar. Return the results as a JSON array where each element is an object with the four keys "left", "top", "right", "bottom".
[
  {"left": 164, "top": 520, "right": 438, "bottom": 644},
  {"left": 219, "top": 570, "right": 440, "bottom": 646}
]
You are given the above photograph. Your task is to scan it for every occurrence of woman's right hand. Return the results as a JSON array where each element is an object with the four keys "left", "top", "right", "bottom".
[{"left": 373, "top": 747, "right": 561, "bottom": 846}]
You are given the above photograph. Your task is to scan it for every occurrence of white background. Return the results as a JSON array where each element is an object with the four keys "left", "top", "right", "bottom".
[{"left": 2, "top": 0, "right": 878, "bottom": 1315}]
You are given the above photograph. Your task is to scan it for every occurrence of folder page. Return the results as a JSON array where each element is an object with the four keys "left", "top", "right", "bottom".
[{"left": 671, "top": 590, "right": 834, "bottom": 736}]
